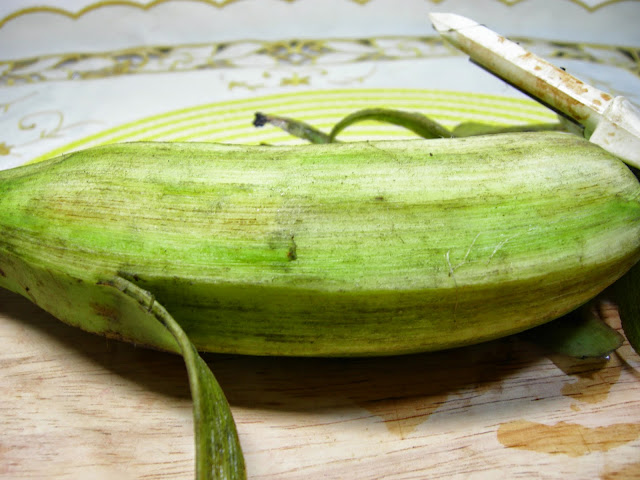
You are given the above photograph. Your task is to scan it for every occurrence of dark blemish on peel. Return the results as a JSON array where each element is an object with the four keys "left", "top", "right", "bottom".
[
  {"left": 91, "top": 302, "right": 119, "bottom": 321},
  {"left": 21, "top": 284, "right": 37, "bottom": 302},
  {"left": 287, "top": 235, "right": 298, "bottom": 261},
  {"left": 0, "top": 268, "right": 5, "bottom": 277},
  {"left": 374, "top": 196, "right": 385, "bottom": 201},
  {"left": 117, "top": 271, "right": 141, "bottom": 283}
]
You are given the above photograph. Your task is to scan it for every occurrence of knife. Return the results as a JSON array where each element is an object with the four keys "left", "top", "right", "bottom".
[{"left": 429, "top": 12, "right": 640, "bottom": 169}]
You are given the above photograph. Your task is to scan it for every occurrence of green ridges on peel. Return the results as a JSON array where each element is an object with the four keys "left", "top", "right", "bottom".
[{"left": 1, "top": 132, "right": 640, "bottom": 356}]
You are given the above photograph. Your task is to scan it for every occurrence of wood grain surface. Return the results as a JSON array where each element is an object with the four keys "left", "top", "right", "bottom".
[{"left": 1, "top": 287, "right": 639, "bottom": 479}]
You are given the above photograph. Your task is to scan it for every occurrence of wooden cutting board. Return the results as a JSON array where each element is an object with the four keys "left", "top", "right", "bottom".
[{"left": 1, "top": 287, "right": 639, "bottom": 479}]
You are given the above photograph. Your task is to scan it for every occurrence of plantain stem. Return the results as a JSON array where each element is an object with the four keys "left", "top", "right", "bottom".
[
  {"left": 253, "top": 112, "right": 332, "bottom": 144},
  {"left": 254, "top": 109, "right": 572, "bottom": 144},
  {"left": 328, "top": 108, "right": 453, "bottom": 141},
  {"left": 451, "top": 121, "right": 569, "bottom": 137}
]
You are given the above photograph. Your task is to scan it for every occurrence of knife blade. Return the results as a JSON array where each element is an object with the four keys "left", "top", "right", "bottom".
[{"left": 429, "top": 12, "right": 640, "bottom": 169}]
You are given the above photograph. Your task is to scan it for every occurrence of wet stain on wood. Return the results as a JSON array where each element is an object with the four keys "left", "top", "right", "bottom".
[
  {"left": 356, "top": 340, "right": 518, "bottom": 438},
  {"left": 600, "top": 460, "right": 640, "bottom": 479},
  {"left": 497, "top": 420, "right": 640, "bottom": 457},
  {"left": 364, "top": 394, "right": 448, "bottom": 438},
  {"left": 551, "top": 300, "right": 624, "bottom": 404},
  {"left": 550, "top": 354, "right": 622, "bottom": 404}
]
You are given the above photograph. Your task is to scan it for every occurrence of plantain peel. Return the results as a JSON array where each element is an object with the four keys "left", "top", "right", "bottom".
[{"left": 1, "top": 132, "right": 639, "bottom": 357}]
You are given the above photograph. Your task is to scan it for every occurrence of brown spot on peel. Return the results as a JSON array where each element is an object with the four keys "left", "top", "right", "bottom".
[
  {"left": 90, "top": 302, "right": 120, "bottom": 325},
  {"left": 497, "top": 420, "right": 640, "bottom": 457}
]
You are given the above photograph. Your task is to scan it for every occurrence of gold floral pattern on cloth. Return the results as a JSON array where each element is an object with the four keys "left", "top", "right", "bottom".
[
  {"left": 2, "top": 37, "right": 639, "bottom": 86},
  {"left": 0, "top": 0, "right": 631, "bottom": 28}
]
